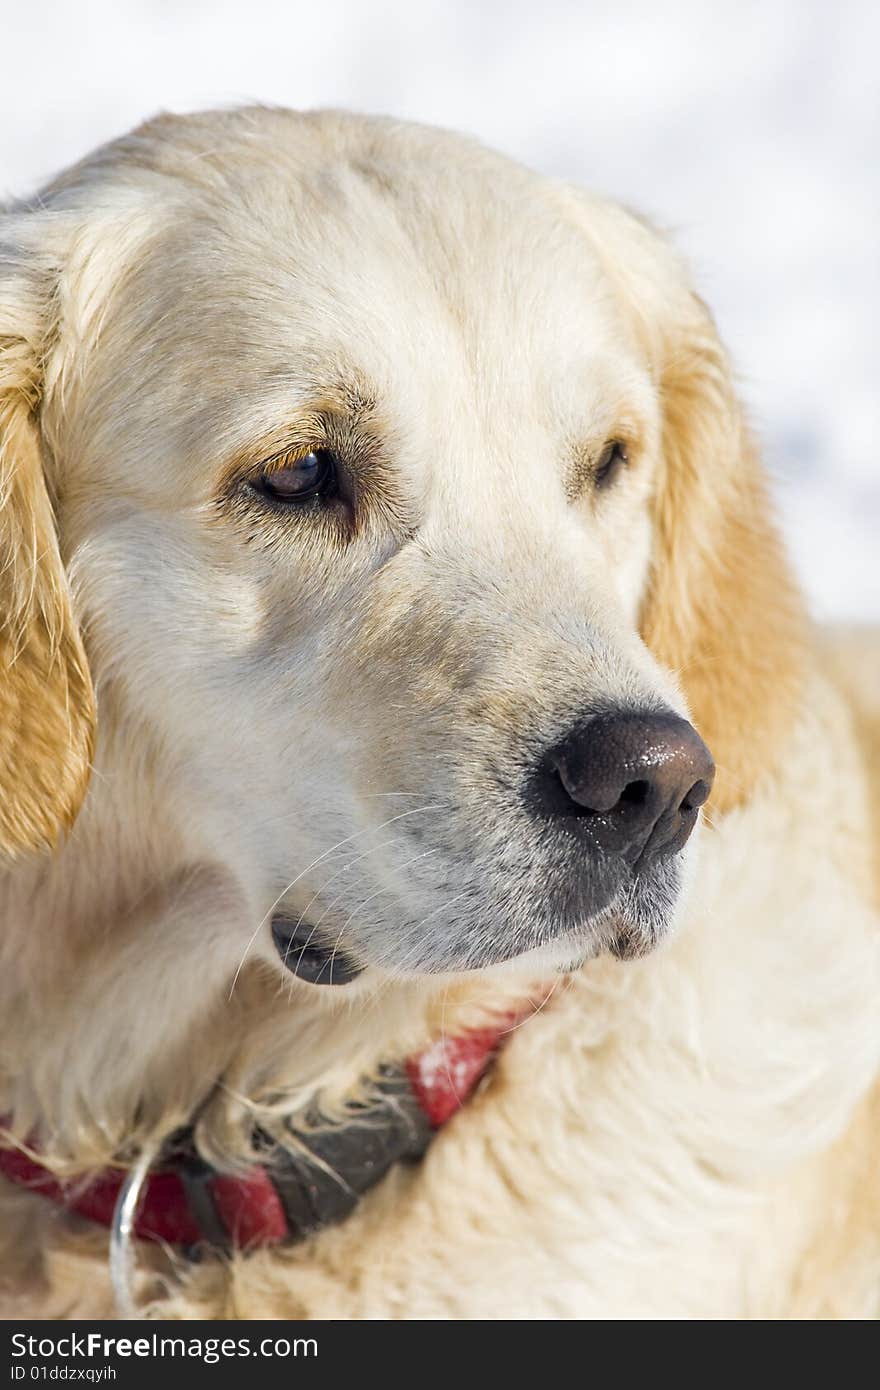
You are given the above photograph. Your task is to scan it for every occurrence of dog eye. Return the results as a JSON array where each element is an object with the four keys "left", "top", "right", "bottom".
[
  {"left": 257, "top": 449, "right": 338, "bottom": 504},
  {"left": 594, "top": 440, "right": 628, "bottom": 490}
]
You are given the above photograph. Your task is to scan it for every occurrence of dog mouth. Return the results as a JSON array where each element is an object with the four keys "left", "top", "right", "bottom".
[
  {"left": 271, "top": 915, "right": 364, "bottom": 986},
  {"left": 270, "top": 849, "right": 681, "bottom": 982}
]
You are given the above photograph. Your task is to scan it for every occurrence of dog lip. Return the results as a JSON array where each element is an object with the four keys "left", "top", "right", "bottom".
[
  {"left": 270, "top": 915, "right": 363, "bottom": 986},
  {"left": 608, "top": 929, "right": 652, "bottom": 960}
]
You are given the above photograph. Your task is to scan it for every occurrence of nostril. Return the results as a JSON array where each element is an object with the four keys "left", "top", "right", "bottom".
[
  {"left": 553, "top": 767, "right": 600, "bottom": 817},
  {"left": 680, "top": 778, "right": 711, "bottom": 814},
  {"left": 618, "top": 779, "right": 650, "bottom": 808},
  {"left": 552, "top": 772, "right": 652, "bottom": 820}
]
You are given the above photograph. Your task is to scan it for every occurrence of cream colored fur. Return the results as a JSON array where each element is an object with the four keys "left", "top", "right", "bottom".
[{"left": 0, "top": 109, "right": 877, "bottom": 1320}]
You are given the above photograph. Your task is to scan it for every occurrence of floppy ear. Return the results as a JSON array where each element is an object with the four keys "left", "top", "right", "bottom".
[
  {"left": 557, "top": 191, "right": 807, "bottom": 814},
  {"left": 640, "top": 295, "right": 806, "bottom": 815},
  {"left": 0, "top": 257, "right": 96, "bottom": 857}
]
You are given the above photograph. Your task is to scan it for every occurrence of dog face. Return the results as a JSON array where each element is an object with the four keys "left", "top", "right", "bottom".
[{"left": 0, "top": 110, "right": 801, "bottom": 984}]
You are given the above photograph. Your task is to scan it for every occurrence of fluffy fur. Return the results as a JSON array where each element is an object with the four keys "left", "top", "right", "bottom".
[{"left": 0, "top": 108, "right": 877, "bottom": 1320}]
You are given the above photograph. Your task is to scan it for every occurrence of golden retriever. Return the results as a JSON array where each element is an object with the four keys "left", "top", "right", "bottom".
[{"left": 1, "top": 107, "right": 878, "bottom": 1319}]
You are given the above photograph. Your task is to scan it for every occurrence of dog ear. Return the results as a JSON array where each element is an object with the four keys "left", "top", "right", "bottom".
[
  {"left": 0, "top": 251, "right": 96, "bottom": 857},
  {"left": 640, "top": 293, "right": 806, "bottom": 814},
  {"left": 557, "top": 191, "right": 807, "bottom": 813}
]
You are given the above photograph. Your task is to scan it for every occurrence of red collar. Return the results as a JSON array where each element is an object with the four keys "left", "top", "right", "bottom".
[{"left": 0, "top": 1013, "right": 525, "bottom": 1251}]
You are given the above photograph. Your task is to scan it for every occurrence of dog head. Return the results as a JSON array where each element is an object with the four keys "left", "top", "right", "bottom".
[{"left": 0, "top": 109, "right": 802, "bottom": 984}]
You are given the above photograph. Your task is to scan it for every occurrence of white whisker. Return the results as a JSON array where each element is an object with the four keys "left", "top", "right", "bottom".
[{"left": 227, "top": 804, "right": 444, "bottom": 999}]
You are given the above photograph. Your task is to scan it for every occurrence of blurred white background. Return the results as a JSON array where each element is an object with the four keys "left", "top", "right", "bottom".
[{"left": 2, "top": 0, "right": 877, "bottom": 619}]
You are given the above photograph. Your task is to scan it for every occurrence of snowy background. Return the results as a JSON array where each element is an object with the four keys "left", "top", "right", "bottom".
[{"left": 2, "top": 0, "right": 876, "bottom": 620}]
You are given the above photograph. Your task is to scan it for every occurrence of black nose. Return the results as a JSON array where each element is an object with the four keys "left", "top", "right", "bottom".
[{"left": 532, "top": 711, "right": 715, "bottom": 869}]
